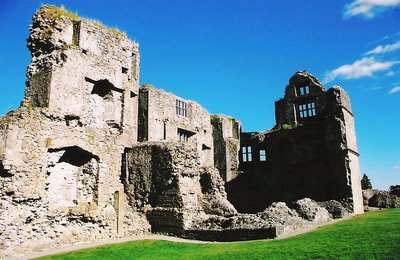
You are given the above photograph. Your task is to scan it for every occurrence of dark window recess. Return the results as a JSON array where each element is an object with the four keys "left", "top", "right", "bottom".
[
  {"left": 86, "top": 77, "right": 122, "bottom": 100},
  {"left": 163, "top": 121, "right": 167, "bottom": 140},
  {"left": 0, "top": 161, "right": 12, "bottom": 177},
  {"left": 130, "top": 91, "right": 137, "bottom": 98},
  {"left": 65, "top": 115, "right": 82, "bottom": 127},
  {"left": 199, "top": 174, "right": 213, "bottom": 194},
  {"left": 259, "top": 150, "right": 266, "bottom": 161},
  {"left": 299, "top": 102, "right": 316, "bottom": 118},
  {"left": 122, "top": 67, "right": 129, "bottom": 74},
  {"left": 202, "top": 144, "right": 211, "bottom": 150},
  {"left": 177, "top": 128, "right": 194, "bottom": 142},
  {"left": 49, "top": 146, "right": 99, "bottom": 167},
  {"left": 91, "top": 81, "right": 113, "bottom": 99},
  {"left": 176, "top": 99, "right": 188, "bottom": 117},
  {"left": 299, "top": 86, "right": 310, "bottom": 95},
  {"left": 72, "top": 21, "right": 81, "bottom": 46},
  {"left": 242, "top": 146, "right": 252, "bottom": 162}
]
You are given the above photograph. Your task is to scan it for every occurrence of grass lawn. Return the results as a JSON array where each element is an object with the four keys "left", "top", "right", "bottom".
[{"left": 38, "top": 209, "right": 400, "bottom": 259}]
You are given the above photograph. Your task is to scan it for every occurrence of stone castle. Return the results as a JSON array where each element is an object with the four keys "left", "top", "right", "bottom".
[{"left": 0, "top": 6, "right": 363, "bottom": 258}]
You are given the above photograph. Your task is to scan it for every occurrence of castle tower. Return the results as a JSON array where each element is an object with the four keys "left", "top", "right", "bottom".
[
  {"left": 24, "top": 6, "right": 140, "bottom": 137},
  {"left": 233, "top": 71, "right": 363, "bottom": 214}
]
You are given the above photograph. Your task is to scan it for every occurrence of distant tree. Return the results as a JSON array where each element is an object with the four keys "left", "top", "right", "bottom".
[
  {"left": 361, "top": 174, "right": 372, "bottom": 190},
  {"left": 389, "top": 185, "right": 400, "bottom": 197}
]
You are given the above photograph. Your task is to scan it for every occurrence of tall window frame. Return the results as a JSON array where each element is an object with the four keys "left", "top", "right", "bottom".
[
  {"left": 259, "top": 149, "right": 266, "bottom": 161},
  {"left": 242, "top": 146, "right": 252, "bottom": 162},
  {"left": 298, "top": 86, "right": 310, "bottom": 95},
  {"left": 176, "top": 99, "right": 188, "bottom": 117}
]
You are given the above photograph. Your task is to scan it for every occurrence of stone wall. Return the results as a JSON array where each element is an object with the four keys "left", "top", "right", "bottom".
[
  {"left": 211, "top": 115, "right": 241, "bottom": 182},
  {"left": 122, "top": 142, "right": 236, "bottom": 235},
  {"left": 0, "top": 6, "right": 147, "bottom": 258},
  {"left": 138, "top": 86, "right": 214, "bottom": 167},
  {"left": 230, "top": 72, "right": 363, "bottom": 214},
  {"left": 25, "top": 7, "right": 139, "bottom": 135}
]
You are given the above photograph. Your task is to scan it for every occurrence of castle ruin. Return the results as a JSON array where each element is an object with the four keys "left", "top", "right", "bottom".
[{"left": 0, "top": 6, "right": 363, "bottom": 258}]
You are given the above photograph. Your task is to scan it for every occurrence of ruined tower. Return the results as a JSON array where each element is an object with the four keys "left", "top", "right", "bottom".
[{"left": 229, "top": 71, "right": 363, "bottom": 214}]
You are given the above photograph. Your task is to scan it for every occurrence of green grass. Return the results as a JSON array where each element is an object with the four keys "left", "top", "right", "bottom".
[{"left": 38, "top": 209, "right": 400, "bottom": 259}]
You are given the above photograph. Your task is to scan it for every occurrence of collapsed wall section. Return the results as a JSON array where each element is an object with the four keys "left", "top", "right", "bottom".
[
  {"left": 122, "top": 142, "right": 236, "bottom": 235},
  {"left": 0, "top": 109, "right": 145, "bottom": 257},
  {"left": 211, "top": 115, "right": 242, "bottom": 182}
]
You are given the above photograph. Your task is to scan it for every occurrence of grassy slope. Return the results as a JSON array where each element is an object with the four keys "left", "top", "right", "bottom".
[{"left": 39, "top": 209, "right": 400, "bottom": 259}]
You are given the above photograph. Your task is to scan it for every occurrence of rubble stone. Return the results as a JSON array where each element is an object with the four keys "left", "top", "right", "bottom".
[{"left": 293, "top": 198, "right": 330, "bottom": 222}]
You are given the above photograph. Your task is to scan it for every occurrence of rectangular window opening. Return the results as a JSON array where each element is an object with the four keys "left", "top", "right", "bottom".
[
  {"left": 259, "top": 150, "right": 266, "bottom": 161},
  {"left": 298, "top": 86, "right": 310, "bottom": 96},
  {"left": 177, "top": 128, "right": 194, "bottom": 142},
  {"left": 241, "top": 146, "right": 252, "bottom": 162},
  {"left": 176, "top": 99, "right": 188, "bottom": 117},
  {"left": 298, "top": 102, "right": 316, "bottom": 119}
]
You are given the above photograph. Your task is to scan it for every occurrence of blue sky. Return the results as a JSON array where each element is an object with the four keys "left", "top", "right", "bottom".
[{"left": 0, "top": 0, "right": 399, "bottom": 189}]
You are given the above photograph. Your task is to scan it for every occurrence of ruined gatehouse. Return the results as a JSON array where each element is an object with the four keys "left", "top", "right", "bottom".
[{"left": 0, "top": 6, "right": 363, "bottom": 258}]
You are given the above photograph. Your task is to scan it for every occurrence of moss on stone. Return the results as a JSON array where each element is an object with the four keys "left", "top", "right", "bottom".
[
  {"left": 86, "top": 18, "right": 126, "bottom": 38},
  {"left": 88, "top": 134, "right": 96, "bottom": 145},
  {"left": 45, "top": 137, "right": 53, "bottom": 148},
  {"left": 38, "top": 5, "right": 81, "bottom": 22},
  {"left": 210, "top": 115, "right": 222, "bottom": 126},
  {"left": 141, "top": 84, "right": 155, "bottom": 90},
  {"left": 38, "top": 5, "right": 126, "bottom": 39}
]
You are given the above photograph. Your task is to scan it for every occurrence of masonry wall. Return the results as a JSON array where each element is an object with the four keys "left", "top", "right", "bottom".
[
  {"left": 0, "top": 7, "right": 148, "bottom": 258},
  {"left": 25, "top": 11, "right": 139, "bottom": 135},
  {"left": 138, "top": 87, "right": 214, "bottom": 167},
  {"left": 228, "top": 72, "right": 363, "bottom": 214},
  {"left": 122, "top": 142, "right": 236, "bottom": 235},
  {"left": 211, "top": 115, "right": 242, "bottom": 182}
]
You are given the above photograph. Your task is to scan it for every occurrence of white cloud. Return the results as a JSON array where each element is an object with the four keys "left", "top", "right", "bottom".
[
  {"left": 344, "top": 0, "right": 400, "bottom": 19},
  {"left": 324, "top": 57, "right": 399, "bottom": 83},
  {"left": 365, "top": 41, "right": 400, "bottom": 55},
  {"left": 388, "top": 86, "right": 400, "bottom": 94}
]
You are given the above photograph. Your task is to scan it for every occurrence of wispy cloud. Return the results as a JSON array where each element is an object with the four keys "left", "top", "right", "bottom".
[
  {"left": 388, "top": 86, "right": 400, "bottom": 94},
  {"left": 344, "top": 0, "right": 400, "bottom": 19},
  {"left": 375, "top": 31, "right": 400, "bottom": 43},
  {"left": 394, "top": 165, "right": 400, "bottom": 171},
  {"left": 365, "top": 41, "right": 400, "bottom": 55},
  {"left": 324, "top": 57, "right": 399, "bottom": 83},
  {"left": 369, "top": 86, "right": 383, "bottom": 91}
]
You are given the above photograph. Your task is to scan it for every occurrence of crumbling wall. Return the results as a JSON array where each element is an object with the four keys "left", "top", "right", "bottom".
[
  {"left": 0, "top": 6, "right": 147, "bottom": 258},
  {"left": 122, "top": 142, "right": 236, "bottom": 235},
  {"left": 25, "top": 6, "right": 139, "bottom": 136},
  {"left": 230, "top": 72, "right": 363, "bottom": 214},
  {"left": 211, "top": 115, "right": 241, "bottom": 182},
  {"left": 121, "top": 142, "right": 336, "bottom": 242},
  {"left": 138, "top": 87, "right": 214, "bottom": 167}
]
